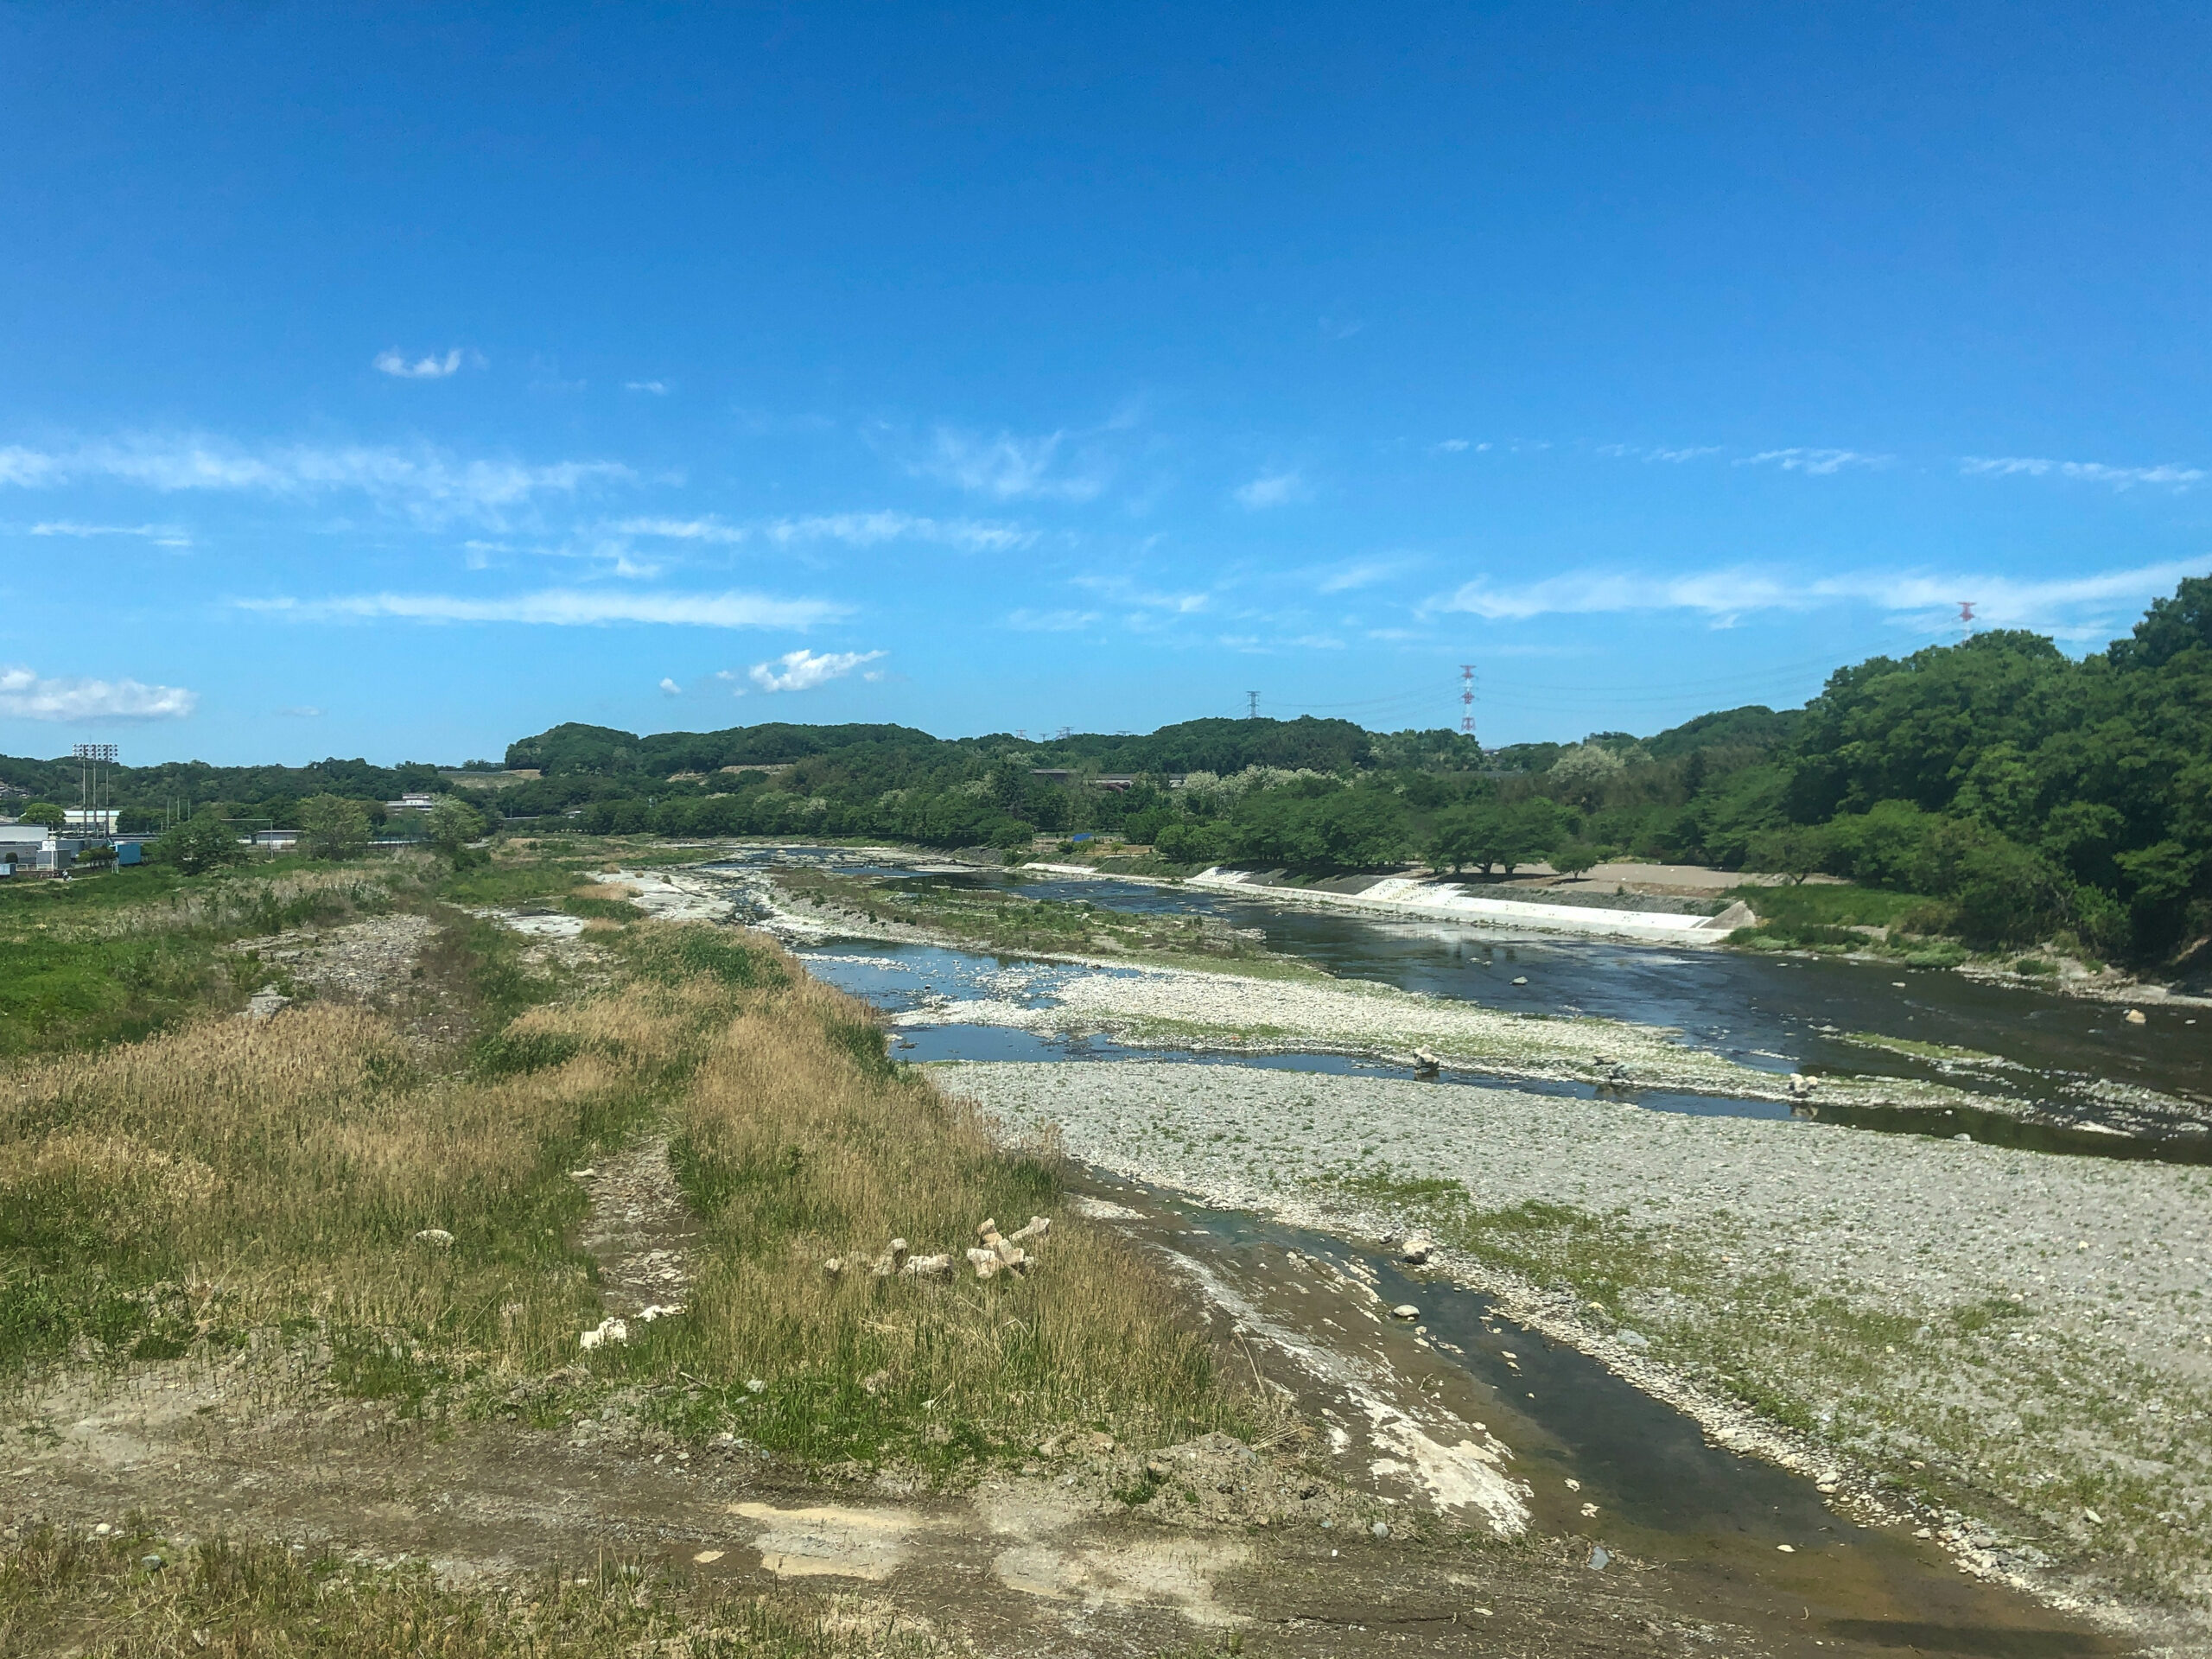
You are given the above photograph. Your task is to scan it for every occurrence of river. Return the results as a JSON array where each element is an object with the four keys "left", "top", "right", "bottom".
[{"left": 708, "top": 848, "right": 2210, "bottom": 1147}]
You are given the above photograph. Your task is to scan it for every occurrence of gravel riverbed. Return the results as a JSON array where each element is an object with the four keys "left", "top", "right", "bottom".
[{"left": 944, "top": 1059, "right": 2212, "bottom": 1625}]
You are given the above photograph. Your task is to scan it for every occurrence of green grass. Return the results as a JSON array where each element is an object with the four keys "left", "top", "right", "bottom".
[
  {"left": 1726, "top": 882, "right": 1937, "bottom": 931},
  {"left": 0, "top": 1525, "right": 915, "bottom": 1657},
  {"left": 1841, "top": 1031, "right": 2000, "bottom": 1064},
  {"left": 1725, "top": 882, "right": 1979, "bottom": 960},
  {"left": 0, "top": 860, "right": 422, "bottom": 1059}
]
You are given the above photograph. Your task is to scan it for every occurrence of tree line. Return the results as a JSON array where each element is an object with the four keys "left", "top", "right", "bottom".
[{"left": 6, "top": 575, "right": 2206, "bottom": 963}]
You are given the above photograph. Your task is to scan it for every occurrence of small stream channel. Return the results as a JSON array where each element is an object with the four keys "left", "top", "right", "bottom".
[{"left": 1103, "top": 1179, "right": 2125, "bottom": 1657}]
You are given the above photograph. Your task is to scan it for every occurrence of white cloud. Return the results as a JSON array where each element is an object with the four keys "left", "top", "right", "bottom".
[
  {"left": 29, "top": 520, "right": 190, "bottom": 547},
  {"left": 1961, "top": 455, "right": 2206, "bottom": 490},
  {"left": 374, "top": 348, "right": 467, "bottom": 379},
  {"left": 907, "top": 428, "right": 1105, "bottom": 502},
  {"left": 1598, "top": 443, "right": 1724, "bottom": 463},
  {"left": 1007, "top": 607, "right": 1101, "bottom": 632},
  {"left": 659, "top": 677, "right": 683, "bottom": 696},
  {"left": 0, "top": 664, "right": 197, "bottom": 721},
  {"left": 1316, "top": 556, "right": 1417, "bottom": 594},
  {"left": 1430, "top": 557, "right": 2202, "bottom": 639},
  {"left": 1071, "top": 574, "right": 1210, "bottom": 615},
  {"left": 626, "top": 380, "right": 670, "bottom": 395},
  {"left": 0, "top": 448, "right": 60, "bottom": 486},
  {"left": 1738, "top": 448, "right": 1890, "bottom": 474},
  {"left": 0, "top": 435, "right": 633, "bottom": 528},
  {"left": 238, "top": 588, "right": 844, "bottom": 628},
  {"left": 747, "top": 648, "right": 886, "bottom": 692},
  {"left": 1428, "top": 439, "right": 1471, "bottom": 454},
  {"left": 609, "top": 516, "right": 745, "bottom": 543},
  {"left": 1233, "top": 469, "right": 1308, "bottom": 509},
  {"left": 275, "top": 705, "right": 324, "bottom": 717},
  {"left": 764, "top": 511, "right": 1034, "bottom": 552}
]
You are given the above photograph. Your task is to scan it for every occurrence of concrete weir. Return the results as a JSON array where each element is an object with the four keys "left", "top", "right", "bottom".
[{"left": 1182, "top": 867, "right": 1757, "bottom": 943}]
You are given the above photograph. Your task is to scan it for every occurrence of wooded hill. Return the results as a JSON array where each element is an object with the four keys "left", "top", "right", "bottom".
[{"left": 3, "top": 575, "right": 2207, "bottom": 960}]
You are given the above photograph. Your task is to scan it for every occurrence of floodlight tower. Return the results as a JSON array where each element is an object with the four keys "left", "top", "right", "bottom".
[{"left": 73, "top": 743, "right": 118, "bottom": 836}]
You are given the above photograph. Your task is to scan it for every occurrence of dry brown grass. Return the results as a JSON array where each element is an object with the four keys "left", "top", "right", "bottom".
[
  {"left": 0, "top": 996, "right": 632, "bottom": 1376},
  {"left": 1, "top": 907, "right": 1248, "bottom": 1463},
  {"left": 652, "top": 964, "right": 1245, "bottom": 1461}
]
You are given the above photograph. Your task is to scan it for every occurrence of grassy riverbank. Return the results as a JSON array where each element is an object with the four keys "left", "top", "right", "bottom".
[{"left": 0, "top": 843, "right": 1249, "bottom": 1469}]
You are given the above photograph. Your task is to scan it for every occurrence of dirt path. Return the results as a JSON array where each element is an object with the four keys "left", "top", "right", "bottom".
[
  {"left": 574, "top": 1136, "right": 697, "bottom": 1319},
  {"left": 0, "top": 1363, "right": 1820, "bottom": 1657}
]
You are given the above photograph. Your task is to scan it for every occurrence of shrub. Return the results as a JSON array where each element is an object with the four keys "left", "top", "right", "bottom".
[{"left": 151, "top": 811, "right": 249, "bottom": 875}]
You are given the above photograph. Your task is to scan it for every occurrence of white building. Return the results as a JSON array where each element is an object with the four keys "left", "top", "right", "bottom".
[{"left": 0, "top": 823, "right": 44, "bottom": 873}]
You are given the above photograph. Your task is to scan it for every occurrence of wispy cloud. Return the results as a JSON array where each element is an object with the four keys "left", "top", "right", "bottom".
[
  {"left": 1737, "top": 448, "right": 1891, "bottom": 474},
  {"left": 1427, "top": 438, "right": 1477, "bottom": 455},
  {"left": 238, "top": 588, "right": 844, "bottom": 629},
  {"left": 1961, "top": 455, "right": 2206, "bottom": 490},
  {"left": 1315, "top": 556, "right": 1418, "bottom": 594},
  {"left": 1430, "top": 557, "right": 2202, "bottom": 639},
  {"left": 1007, "top": 608, "right": 1101, "bottom": 632},
  {"left": 1599, "top": 442, "right": 1724, "bottom": 463},
  {"left": 0, "top": 435, "right": 633, "bottom": 528},
  {"left": 747, "top": 648, "right": 886, "bottom": 691},
  {"left": 609, "top": 516, "right": 747, "bottom": 543},
  {"left": 1071, "top": 574, "right": 1210, "bottom": 616},
  {"left": 764, "top": 512, "right": 1034, "bottom": 552},
  {"left": 0, "top": 664, "right": 197, "bottom": 721},
  {"left": 659, "top": 677, "right": 683, "bottom": 696},
  {"left": 1233, "top": 469, "right": 1308, "bottom": 510},
  {"left": 374, "top": 348, "right": 467, "bottom": 379},
  {"left": 274, "top": 705, "right": 324, "bottom": 717},
  {"left": 0, "top": 449, "right": 59, "bottom": 487},
  {"left": 29, "top": 520, "right": 190, "bottom": 548},
  {"left": 626, "top": 380, "right": 670, "bottom": 395},
  {"left": 905, "top": 427, "right": 1106, "bottom": 502}
]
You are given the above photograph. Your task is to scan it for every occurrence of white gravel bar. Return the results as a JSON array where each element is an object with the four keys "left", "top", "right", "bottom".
[
  {"left": 910, "top": 955, "right": 1973, "bottom": 1109},
  {"left": 944, "top": 1059, "right": 2212, "bottom": 1616}
]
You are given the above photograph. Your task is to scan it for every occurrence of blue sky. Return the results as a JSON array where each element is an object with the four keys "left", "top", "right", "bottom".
[{"left": 3, "top": 3, "right": 2208, "bottom": 765}]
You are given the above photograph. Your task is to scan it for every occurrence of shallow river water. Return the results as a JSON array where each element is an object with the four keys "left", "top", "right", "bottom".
[{"left": 710, "top": 849, "right": 2211, "bottom": 1151}]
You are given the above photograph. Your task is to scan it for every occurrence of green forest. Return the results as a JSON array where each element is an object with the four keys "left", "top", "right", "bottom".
[{"left": 5, "top": 575, "right": 2208, "bottom": 963}]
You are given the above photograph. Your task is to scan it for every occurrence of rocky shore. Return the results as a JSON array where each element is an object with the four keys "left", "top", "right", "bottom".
[{"left": 944, "top": 1058, "right": 2212, "bottom": 1632}]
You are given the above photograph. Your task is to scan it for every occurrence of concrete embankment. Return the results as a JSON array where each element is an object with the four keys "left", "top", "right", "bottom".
[{"left": 1180, "top": 867, "right": 1756, "bottom": 943}]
